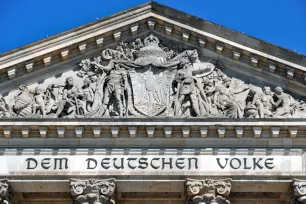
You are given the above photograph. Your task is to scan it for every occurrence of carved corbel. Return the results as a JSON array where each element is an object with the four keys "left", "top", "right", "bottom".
[
  {"left": 291, "top": 179, "right": 306, "bottom": 204},
  {"left": 70, "top": 178, "right": 116, "bottom": 204},
  {"left": 0, "top": 179, "right": 12, "bottom": 204},
  {"left": 186, "top": 178, "right": 231, "bottom": 204}
]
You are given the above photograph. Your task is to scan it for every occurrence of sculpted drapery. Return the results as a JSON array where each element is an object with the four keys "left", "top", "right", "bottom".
[{"left": 2, "top": 34, "right": 306, "bottom": 119}]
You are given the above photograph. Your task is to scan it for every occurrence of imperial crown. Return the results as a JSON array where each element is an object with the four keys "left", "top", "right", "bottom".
[{"left": 137, "top": 34, "right": 168, "bottom": 59}]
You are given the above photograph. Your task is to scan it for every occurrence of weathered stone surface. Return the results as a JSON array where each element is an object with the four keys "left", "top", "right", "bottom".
[
  {"left": 2, "top": 34, "right": 306, "bottom": 119},
  {"left": 291, "top": 179, "right": 306, "bottom": 204},
  {"left": 186, "top": 178, "right": 231, "bottom": 204},
  {"left": 0, "top": 179, "right": 12, "bottom": 204},
  {"left": 70, "top": 178, "right": 116, "bottom": 204}
]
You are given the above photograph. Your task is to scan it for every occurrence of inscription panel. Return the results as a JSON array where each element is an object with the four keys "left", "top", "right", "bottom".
[{"left": 0, "top": 155, "right": 302, "bottom": 176}]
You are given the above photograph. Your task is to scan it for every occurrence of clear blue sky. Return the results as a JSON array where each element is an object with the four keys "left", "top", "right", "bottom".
[{"left": 1, "top": 0, "right": 305, "bottom": 55}]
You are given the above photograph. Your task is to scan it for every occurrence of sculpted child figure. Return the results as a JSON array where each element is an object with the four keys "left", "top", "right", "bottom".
[{"left": 32, "top": 86, "right": 46, "bottom": 117}]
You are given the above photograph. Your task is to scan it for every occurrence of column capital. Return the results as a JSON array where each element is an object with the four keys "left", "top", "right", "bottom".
[
  {"left": 70, "top": 178, "right": 116, "bottom": 204},
  {"left": 186, "top": 178, "right": 232, "bottom": 204},
  {"left": 0, "top": 178, "right": 12, "bottom": 204},
  {"left": 292, "top": 179, "right": 306, "bottom": 204}
]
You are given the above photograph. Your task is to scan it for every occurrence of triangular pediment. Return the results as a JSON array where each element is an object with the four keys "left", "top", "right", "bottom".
[{"left": 0, "top": 1, "right": 306, "bottom": 119}]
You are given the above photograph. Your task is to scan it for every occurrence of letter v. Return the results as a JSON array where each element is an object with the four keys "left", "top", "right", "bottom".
[{"left": 216, "top": 158, "right": 228, "bottom": 169}]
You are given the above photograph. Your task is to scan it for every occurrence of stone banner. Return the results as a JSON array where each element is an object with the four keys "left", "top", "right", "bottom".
[{"left": 0, "top": 155, "right": 303, "bottom": 176}]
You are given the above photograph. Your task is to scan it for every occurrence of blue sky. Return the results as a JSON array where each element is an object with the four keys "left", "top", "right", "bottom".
[{"left": 1, "top": 0, "right": 306, "bottom": 55}]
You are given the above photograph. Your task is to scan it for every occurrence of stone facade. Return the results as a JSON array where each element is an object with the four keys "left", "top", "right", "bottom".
[{"left": 0, "top": 1, "right": 305, "bottom": 204}]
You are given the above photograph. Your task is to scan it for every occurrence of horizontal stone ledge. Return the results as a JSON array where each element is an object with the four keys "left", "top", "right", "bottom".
[
  {"left": 0, "top": 118, "right": 306, "bottom": 126},
  {"left": 7, "top": 178, "right": 295, "bottom": 182},
  {"left": 0, "top": 121, "right": 303, "bottom": 138},
  {"left": 7, "top": 178, "right": 297, "bottom": 193},
  {"left": 1, "top": 148, "right": 302, "bottom": 156}
]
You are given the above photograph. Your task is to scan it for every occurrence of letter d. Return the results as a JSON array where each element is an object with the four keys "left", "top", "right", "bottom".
[
  {"left": 26, "top": 158, "right": 38, "bottom": 169},
  {"left": 86, "top": 158, "right": 97, "bottom": 169}
]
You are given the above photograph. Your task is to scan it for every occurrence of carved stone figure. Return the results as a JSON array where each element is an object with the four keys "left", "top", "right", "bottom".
[
  {"left": 4, "top": 34, "right": 306, "bottom": 119},
  {"left": 261, "top": 86, "right": 274, "bottom": 117},
  {"left": 0, "top": 96, "right": 11, "bottom": 118},
  {"left": 32, "top": 86, "right": 46, "bottom": 117},
  {"left": 52, "top": 77, "right": 78, "bottom": 118},
  {"left": 79, "top": 78, "right": 95, "bottom": 114},
  {"left": 12, "top": 85, "right": 34, "bottom": 118},
  {"left": 102, "top": 64, "right": 128, "bottom": 117},
  {"left": 214, "top": 85, "right": 242, "bottom": 118},
  {"left": 244, "top": 86, "right": 264, "bottom": 118},
  {"left": 174, "top": 62, "right": 209, "bottom": 117},
  {"left": 0, "top": 179, "right": 12, "bottom": 204},
  {"left": 186, "top": 178, "right": 231, "bottom": 204},
  {"left": 272, "top": 86, "right": 294, "bottom": 118},
  {"left": 291, "top": 179, "right": 306, "bottom": 204},
  {"left": 70, "top": 178, "right": 116, "bottom": 204}
]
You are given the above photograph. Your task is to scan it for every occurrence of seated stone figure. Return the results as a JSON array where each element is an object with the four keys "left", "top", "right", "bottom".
[
  {"left": 52, "top": 77, "right": 78, "bottom": 118},
  {"left": 214, "top": 85, "right": 242, "bottom": 118},
  {"left": 244, "top": 86, "right": 265, "bottom": 118},
  {"left": 272, "top": 86, "right": 294, "bottom": 118}
]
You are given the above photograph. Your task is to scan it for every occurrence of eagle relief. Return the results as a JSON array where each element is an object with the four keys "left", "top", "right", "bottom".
[{"left": 2, "top": 34, "right": 306, "bottom": 119}]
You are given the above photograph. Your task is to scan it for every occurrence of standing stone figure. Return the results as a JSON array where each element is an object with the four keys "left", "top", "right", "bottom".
[
  {"left": 102, "top": 63, "right": 128, "bottom": 117},
  {"left": 78, "top": 78, "right": 95, "bottom": 114},
  {"left": 32, "top": 86, "right": 46, "bottom": 117},
  {"left": 257, "top": 86, "right": 273, "bottom": 118},
  {"left": 174, "top": 62, "right": 208, "bottom": 117}
]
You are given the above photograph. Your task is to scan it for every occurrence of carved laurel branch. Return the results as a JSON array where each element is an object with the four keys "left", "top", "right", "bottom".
[{"left": 186, "top": 178, "right": 232, "bottom": 197}]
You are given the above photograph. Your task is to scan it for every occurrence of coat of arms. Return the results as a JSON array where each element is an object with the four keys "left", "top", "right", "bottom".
[{"left": 6, "top": 33, "right": 305, "bottom": 119}]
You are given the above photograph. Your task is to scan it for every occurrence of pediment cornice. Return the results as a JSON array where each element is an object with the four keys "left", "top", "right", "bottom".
[
  {"left": 0, "top": 2, "right": 306, "bottom": 122},
  {"left": 0, "top": 1, "right": 305, "bottom": 85}
]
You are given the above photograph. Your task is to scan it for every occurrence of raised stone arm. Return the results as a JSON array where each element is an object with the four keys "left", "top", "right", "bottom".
[
  {"left": 171, "top": 49, "right": 199, "bottom": 63},
  {"left": 91, "top": 60, "right": 114, "bottom": 72}
]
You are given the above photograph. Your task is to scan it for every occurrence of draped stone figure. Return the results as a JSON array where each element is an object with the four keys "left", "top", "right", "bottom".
[
  {"left": 4, "top": 34, "right": 306, "bottom": 119},
  {"left": 173, "top": 62, "right": 211, "bottom": 117}
]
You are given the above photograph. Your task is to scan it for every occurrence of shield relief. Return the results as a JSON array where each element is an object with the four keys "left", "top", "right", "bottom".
[{"left": 129, "top": 66, "right": 175, "bottom": 116}]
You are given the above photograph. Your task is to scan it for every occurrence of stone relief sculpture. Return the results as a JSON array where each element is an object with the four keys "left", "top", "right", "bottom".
[
  {"left": 70, "top": 178, "right": 116, "bottom": 204},
  {"left": 3, "top": 33, "right": 306, "bottom": 118},
  {"left": 0, "top": 179, "right": 11, "bottom": 204},
  {"left": 291, "top": 179, "right": 306, "bottom": 204},
  {"left": 185, "top": 178, "right": 231, "bottom": 204}
]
